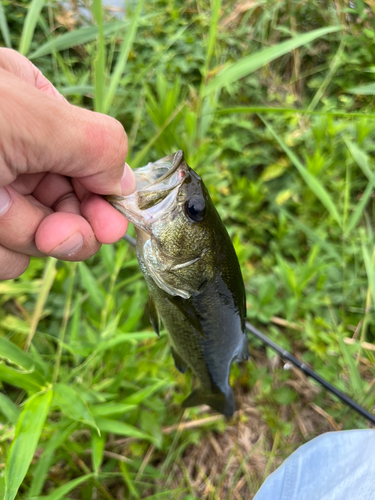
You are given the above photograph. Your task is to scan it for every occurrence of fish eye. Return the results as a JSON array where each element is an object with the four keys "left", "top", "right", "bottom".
[{"left": 185, "top": 197, "right": 205, "bottom": 222}]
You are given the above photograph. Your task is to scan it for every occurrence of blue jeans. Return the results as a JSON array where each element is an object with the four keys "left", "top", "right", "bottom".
[{"left": 254, "top": 430, "right": 375, "bottom": 500}]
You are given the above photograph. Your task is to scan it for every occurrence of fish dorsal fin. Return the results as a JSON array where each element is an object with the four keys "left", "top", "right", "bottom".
[
  {"left": 147, "top": 295, "right": 160, "bottom": 336},
  {"left": 166, "top": 295, "right": 205, "bottom": 338}
]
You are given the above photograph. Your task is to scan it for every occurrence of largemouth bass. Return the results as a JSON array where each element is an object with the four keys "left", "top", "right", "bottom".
[{"left": 106, "top": 150, "right": 249, "bottom": 416}]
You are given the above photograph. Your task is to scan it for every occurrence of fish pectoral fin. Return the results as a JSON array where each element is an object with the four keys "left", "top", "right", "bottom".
[
  {"left": 166, "top": 296, "right": 205, "bottom": 338},
  {"left": 181, "top": 388, "right": 235, "bottom": 417},
  {"left": 147, "top": 295, "right": 160, "bottom": 336},
  {"left": 171, "top": 347, "right": 187, "bottom": 374}
]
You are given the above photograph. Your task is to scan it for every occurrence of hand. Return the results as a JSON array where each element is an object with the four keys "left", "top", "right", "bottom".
[{"left": 0, "top": 48, "right": 136, "bottom": 280}]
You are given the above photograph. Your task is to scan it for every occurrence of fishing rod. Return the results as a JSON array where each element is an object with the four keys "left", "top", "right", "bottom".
[
  {"left": 123, "top": 234, "right": 375, "bottom": 426},
  {"left": 246, "top": 321, "right": 375, "bottom": 426}
]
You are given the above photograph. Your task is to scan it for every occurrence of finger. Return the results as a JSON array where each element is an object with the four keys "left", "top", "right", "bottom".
[
  {"left": 81, "top": 194, "right": 129, "bottom": 244},
  {"left": 31, "top": 172, "right": 81, "bottom": 214},
  {"left": 0, "top": 244, "right": 30, "bottom": 280},
  {"left": 0, "top": 48, "right": 66, "bottom": 101},
  {"left": 35, "top": 212, "right": 100, "bottom": 260},
  {"left": 0, "top": 68, "right": 134, "bottom": 195},
  {"left": 0, "top": 186, "right": 50, "bottom": 256},
  {"left": 11, "top": 172, "right": 47, "bottom": 195}
]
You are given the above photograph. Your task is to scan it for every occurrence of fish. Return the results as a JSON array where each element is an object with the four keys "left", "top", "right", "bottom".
[{"left": 106, "top": 150, "right": 249, "bottom": 416}]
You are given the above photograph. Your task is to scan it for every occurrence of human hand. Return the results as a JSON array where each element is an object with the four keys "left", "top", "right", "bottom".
[{"left": 0, "top": 48, "right": 136, "bottom": 280}]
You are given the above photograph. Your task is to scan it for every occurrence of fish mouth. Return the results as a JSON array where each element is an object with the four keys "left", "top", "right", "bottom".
[{"left": 105, "top": 150, "right": 186, "bottom": 232}]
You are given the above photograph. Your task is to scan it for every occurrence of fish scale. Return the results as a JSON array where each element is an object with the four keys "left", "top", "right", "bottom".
[{"left": 106, "top": 151, "right": 248, "bottom": 416}]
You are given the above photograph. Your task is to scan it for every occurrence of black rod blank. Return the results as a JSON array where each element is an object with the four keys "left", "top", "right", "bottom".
[{"left": 246, "top": 321, "right": 375, "bottom": 426}]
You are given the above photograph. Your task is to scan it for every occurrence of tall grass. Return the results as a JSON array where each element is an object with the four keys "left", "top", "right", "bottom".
[{"left": 0, "top": 1, "right": 375, "bottom": 499}]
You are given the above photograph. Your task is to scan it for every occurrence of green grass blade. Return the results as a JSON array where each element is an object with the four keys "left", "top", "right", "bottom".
[
  {"left": 92, "top": 0, "right": 105, "bottom": 113},
  {"left": 96, "top": 417, "right": 152, "bottom": 440},
  {"left": 0, "top": 0, "right": 11, "bottom": 48},
  {"left": 41, "top": 473, "right": 95, "bottom": 500},
  {"left": 203, "top": 26, "right": 340, "bottom": 96},
  {"left": 78, "top": 262, "right": 105, "bottom": 308},
  {"left": 95, "top": 331, "right": 157, "bottom": 353},
  {"left": 53, "top": 383, "right": 99, "bottom": 433},
  {"left": 200, "top": 0, "right": 221, "bottom": 94},
  {"left": 91, "top": 402, "right": 136, "bottom": 417},
  {"left": 0, "top": 280, "right": 41, "bottom": 295},
  {"left": 345, "top": 182, "right": 374, "bottom": 235},
  {"left": 0, "top": 336, "right": 47, "bottom": 376},
  {"left": 0, "top": 393, "right": 20, "bottom": 424},
  {"left": 263, "top": 117, "right": 342, "bottom": 227},
  {"left": 347, "top": 83, "right": 375, "bottom": 95},
  {"left": 29, "top": 423, "right": 76, "bottom": 497},
  {"left": 91, "top": 431, "right": 105, "bottom": 475},
  {"left": 4, "top": 390, "right": 53, "bottom": 500},
  {"left": 362, "top": 243, "right": 375, "bottom": 309},
  {"left": 0, "top": 364, "right": 44, "bottom": 393},
  {"left": 28, "top": 21, "right": 125, "bottom": 60},
  {"left": 308, "top": 40, "right": 345, "bottom": 111},
  {"left": 18, "top": 0, "right": 46, "bottom": 56},
  {"left": 345, "top": 139, "right": 375, "bottom": 234},
  {"left": 131, "top": 102, "right": 185, "bottom": 168},
  {"left": 337, "top": 335, "right": 364, "bottom": 394},
  {"left": 279, "top": 208, "right": 341, "bottom": 262},
  {"left": 104, "top": 0, "right": 145, "bottom": 114},
  {"left": 122, "top": 379, "right": 169, "bottom": 405},
  {"left": 345, "top": 138, "right": 374, "bottom": 181},
  {"left": 25, "top": 257, "right": 57, "bottom": 352},
  {"left": 216, "top": 106, "right": 375, "bottom": 120}
]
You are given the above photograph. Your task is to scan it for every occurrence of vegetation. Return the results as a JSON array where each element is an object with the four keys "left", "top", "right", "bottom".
[{"left": 1, "top": 0, "right": 375, "bottom": 498}]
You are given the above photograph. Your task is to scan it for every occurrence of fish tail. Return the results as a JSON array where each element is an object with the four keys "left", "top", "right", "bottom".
[{"left": 181, "top": 387, "right": 235, "bottom": 417}]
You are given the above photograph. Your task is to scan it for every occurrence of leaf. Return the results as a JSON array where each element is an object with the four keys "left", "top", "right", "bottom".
[
  {"left": 263, "top": 117, "right": 342, "bottom": 227},
  {"left": 4, "top": 390, "right": 53, "bottom": 500},
  {"left": 337, "top": 336, "right": 364, "bottom": 395},
  {"left": 345, "top": 138, "right": 374, "bottom": 181},
  {"left": 39, "top": 473, "right": 95, "bottom": 500},
  {"left": 0, "top": 336, "right": 47, "bottom": 378},
  {"left": 53, "top": 384, "right": 99, "bottom": 433},
  {"left": 345, "top": 139, "right": 375, "bottom": 234},
  {"left": 91, "top": 403, "right": 136, "bottom": 417},
  {"left": 362, "top": 244, "right": 375, "bottom": 309},
  {"left": 0, "top": 280, "right": 42, "bottom": 295},
  {"left": 28, "top": 423, "right": 76, "bottom": 498},
  {"left": 203, "top": 26, "right": 340, "bottom": 96},
  {"left": 122, "top": 379, "right": 169, "bottom": 405},
  {"left": 347, "top": 83, "right": 375, "bottom": 95},
  {"left": 0, "top": 364, "right": 44, "bottom": 393},
  {"left": 95, "top": 331, "right": 157, "bottom": 352},
  {"left": 104, "top": 0, "right": 145, "bottom": 113},
  {"left": 0, "top": 393, "right": 20, "bottom": 424},
  {"left": 0, "top": 0, "right": 11, "bottom": 48},
  {"left": 96, "top": 417, "right": 152, "bottom": 440},
  {"left": 18, "top": 0, "right": 46, "bottom": 56},
  {"left": 78, "top": 262, "right": 105, "bottom": 308},
  {"left": 92, "top": 0, "right": 105, "bottom": 113},
  {"left": 91, "top": 431, "right": 105, "bottom": 475},
  {"left": 29, "top": 21, "right": 126, "bottom": 59}
]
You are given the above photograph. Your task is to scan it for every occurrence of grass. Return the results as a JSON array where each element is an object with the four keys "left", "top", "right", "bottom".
[{"left": 1, "top": 0, "right": 375, "bottom": 498}]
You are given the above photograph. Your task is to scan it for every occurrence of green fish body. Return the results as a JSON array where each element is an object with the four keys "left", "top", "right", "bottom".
[{"left": 107, "top": 151, "right": 248, "bottom": 416}]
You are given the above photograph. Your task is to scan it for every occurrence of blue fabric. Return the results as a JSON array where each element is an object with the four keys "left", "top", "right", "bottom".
[{"left": 254, "top": 430, "right": 375, "bottom": 500}]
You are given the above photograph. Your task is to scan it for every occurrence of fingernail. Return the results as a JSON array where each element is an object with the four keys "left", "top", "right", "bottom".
[
  {"left": 0, "top": 187, "right": 11, "bottom": 217},
  {"left": 52, "top": 233, "right": 83, "bottom": 257},
  {"left": 120, "top": 163, "right": 137, "bottom": 195}
]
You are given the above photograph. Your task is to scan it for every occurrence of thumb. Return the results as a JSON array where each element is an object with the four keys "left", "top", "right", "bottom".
[{"left": 0, "top": 68, "right": 135, "bottom": 196}]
